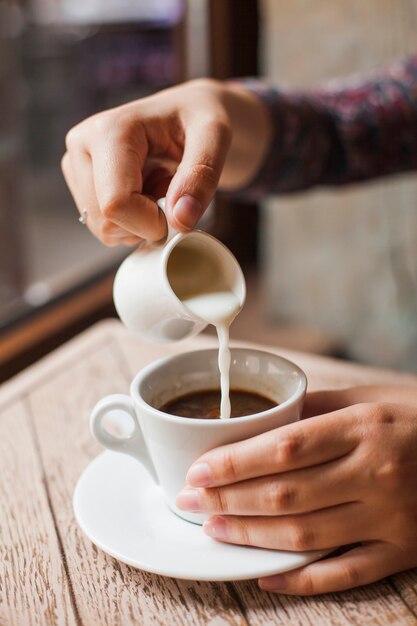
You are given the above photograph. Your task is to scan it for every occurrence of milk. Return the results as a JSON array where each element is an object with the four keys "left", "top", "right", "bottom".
[
  {"left": 167, "top": 243, "right": 242, "bottom": 419},
  {"left": 182, "top": 292, "right": 241, "bottom": 419}
]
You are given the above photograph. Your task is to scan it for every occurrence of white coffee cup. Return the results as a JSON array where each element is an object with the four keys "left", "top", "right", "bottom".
[
  {"left": 90, "top": 348, "right": 307, "bottom": 524},
  {"left": 113, "top": 199, "right": 246, "bottom": 343}
]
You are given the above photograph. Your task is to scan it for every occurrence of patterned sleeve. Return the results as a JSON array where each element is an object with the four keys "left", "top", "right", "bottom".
[{"left": 229, "top": 55, "right": 417, "bottom": 200}]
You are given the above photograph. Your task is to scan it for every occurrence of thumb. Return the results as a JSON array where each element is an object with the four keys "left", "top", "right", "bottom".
[{"left": 165, "top": 119, "right": 231, "bottom": 231}]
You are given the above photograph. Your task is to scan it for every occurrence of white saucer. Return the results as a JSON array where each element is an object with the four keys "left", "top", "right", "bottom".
[{"left": 73, "top": 451, "right": 327, "bottom": 581}]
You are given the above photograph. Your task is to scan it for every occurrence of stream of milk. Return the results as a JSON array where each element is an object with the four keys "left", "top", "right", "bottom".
[{"left": 182, "top": 292, "right": 241, "bottom": 419}]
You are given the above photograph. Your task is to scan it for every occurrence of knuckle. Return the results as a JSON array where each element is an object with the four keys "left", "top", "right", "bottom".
[
  {"left": 221, "top": 446, "right": 239, "bottom": 482},
  {"left": 360, "top": 402, "right": 393, "bottom": 426},
  {"left": 188, "top": 162, "right": 220, "bottom": 188},
  {"left": 375, "top": 456, "right": 405, "bottom": 488},
  {"left": 233, "top": 518, "right": 252, "bottom": 546},
  {"left": 276, "top": 431, "right": 303, "bottom": 466},
  {"left": 375, "top": 403, "right": 396, "bottom": 426},
  {"left": 97, "top": 222, "right": 119, "bottom": 246},
  {"left": 61, "top": 152, "right": 70, "bottom": 175},
  {"left": 65, "top": 125, "right": 84, "bottom": 151},
  {"left": 185, "top": 78, "right": 221, "bottom": 101},
  {"left": 101, "top": 195, "right": 128, "bottom": 220},
  {"left": 266, "top": 482, "right": 296, "bottom": 513},
  {"left": 211, "top": 488, "right": 229, "bottom": 514},
  {"left": 339, "top": 562, "right": 361, "bottom": 589},
  {"left": 90, "top": 111, "right": 115, "bottom": 136},
  {"left": 290, "top": 521, "right": 315, "bottom": 551},
  {"left": 188, "top": 77, "right": 217, "bottom": 91},
  {"left": 100, "top": 221, "right": 118, "bottom": 238},
  {"left": 297, "top": 571, "right": 315, "bottom": 596},
  {"left": 376, "top": 459, "right": 396, "bottom": 482},
  {"left": 208, "top": 117, "right": 232, "bottom": 143},
  {"left": 357, "top": 402, "right": 397, "bottom": 446},
  {"left": 197, "top": 115, "right": 232, "bottom": 147},
  {"left": 278, "top": 483, "right": 297, "bottom": 512}
]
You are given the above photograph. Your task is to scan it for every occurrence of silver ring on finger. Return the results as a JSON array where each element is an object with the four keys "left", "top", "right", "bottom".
[{"left": 78, "top": 209, "right": 88, "bottom": 225}]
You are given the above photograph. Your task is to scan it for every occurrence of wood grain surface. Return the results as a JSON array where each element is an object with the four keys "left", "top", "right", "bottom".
[{"left": 1, "top": 319, "right": 417, "bottom": 625}]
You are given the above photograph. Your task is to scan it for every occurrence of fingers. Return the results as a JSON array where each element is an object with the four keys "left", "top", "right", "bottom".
[
  {"left": 303, "top": 386, "right": 417, "bottom": 418},
  {"left": 202, "top": 502, "right": 372, "bottom": 551},
  {"left": 302, "top": 389, "right": 359, "bottom": 419},
  {"left": 186, "top": 408, "right": 359, "bottom": 488},
  {"left": 63, "top": 82, "right": 233, "bottom": 239},
  {"left": 178, "top": 455, "right": 357, "bottom": 516},
  {"left": 62, "top": 151, "right": 142, "bottom": 247},
  {"left": 89, "top": 130, "right": 168, "bottom": 241},
  {"left": 165, "top": 117, "right": 232, "bottom": 231},
  {"left": 258, "top": 541, "right": 403, "bottom": 595}
]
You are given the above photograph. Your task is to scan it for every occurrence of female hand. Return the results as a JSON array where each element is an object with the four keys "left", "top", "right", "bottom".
[
  {"left": 176, "top": 385, "right": 417, "bottom": 595},
  {"left": 61, "top": 79, "right": 270, "bottom": 246}
]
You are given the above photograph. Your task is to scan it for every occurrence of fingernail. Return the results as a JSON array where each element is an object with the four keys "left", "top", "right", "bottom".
[
  {"left": 173, "top": 195, "right": 203, "bottom": 229},
  {"left": 186, "top": 463, "right": 212, "bottom": 487},
  {"left": 176, "top": 488, "right": 201, "bottom": 512},
  {"left": 203, "top": 517, "right": 227, "bottom": 540},
  {"left": 259, "top": 575, "right": 288, "bottom": 591}
]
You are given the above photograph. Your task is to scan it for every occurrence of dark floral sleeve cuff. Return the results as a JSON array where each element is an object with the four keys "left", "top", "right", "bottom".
[{"left": 226, "top": 56, "right": 417, "bottom": 201}]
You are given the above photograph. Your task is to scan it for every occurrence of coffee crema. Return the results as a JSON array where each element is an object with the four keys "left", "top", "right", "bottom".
[{"left": 160, "top": 389, "right": 276, "bottom": 419}]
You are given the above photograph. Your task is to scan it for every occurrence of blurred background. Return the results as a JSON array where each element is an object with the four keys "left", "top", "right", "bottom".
[{"left": 1, "top": 0, "right": 416, "bottom": 381}]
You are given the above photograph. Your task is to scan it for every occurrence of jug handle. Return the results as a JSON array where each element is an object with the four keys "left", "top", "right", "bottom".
[{"left": 157, "top": 198, "right": 178, "bottom": 243}]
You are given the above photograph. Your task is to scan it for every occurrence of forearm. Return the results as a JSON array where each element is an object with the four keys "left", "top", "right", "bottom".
[{"left": 227, "top": 55, "right": 417, "bottom": 200}]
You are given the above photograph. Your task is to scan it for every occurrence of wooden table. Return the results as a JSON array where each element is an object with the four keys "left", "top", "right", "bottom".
[{"left": 2, "top": 320, "right": 417, "bottom": 626}]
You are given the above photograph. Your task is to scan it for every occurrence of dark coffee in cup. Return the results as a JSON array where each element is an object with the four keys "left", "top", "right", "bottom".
[{"left": 160, "top": 388, "right": 276, "bottom": 419}]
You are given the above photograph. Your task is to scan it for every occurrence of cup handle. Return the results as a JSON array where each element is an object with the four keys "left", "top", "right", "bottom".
[{"left": 89, "top": 394, "right": 159, "bottom": 485}]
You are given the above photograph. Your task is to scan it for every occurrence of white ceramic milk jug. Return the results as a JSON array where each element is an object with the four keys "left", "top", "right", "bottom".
[{"left": 113, "top": 199, "right": 246, "bottom": 342}]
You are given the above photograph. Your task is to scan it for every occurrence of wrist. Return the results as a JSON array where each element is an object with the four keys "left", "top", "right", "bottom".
[{"left": 219, "top": 80, "right": 272, "bottom": 191}]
